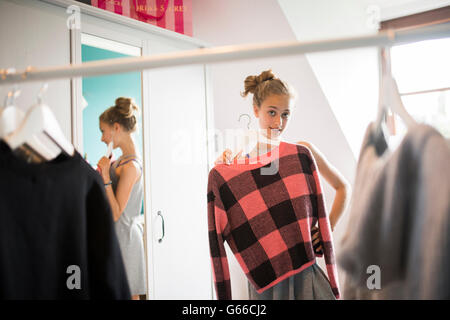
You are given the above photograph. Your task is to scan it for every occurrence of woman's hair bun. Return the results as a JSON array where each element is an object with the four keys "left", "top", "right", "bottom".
[
  {"left": 240, "top": 69, "right": 294, "bottom": 107},
  {"left": 255, "top": 69, "right": 275, "bottom": 84},
  {"left": 99, "top": 97, "right": 139, "bottom": 132},
  {"left": 114, "top": 97, "right": 139, "bottom": 118},
  {"left": 241, "top": 69, "right": 275, "bottom": 98}
]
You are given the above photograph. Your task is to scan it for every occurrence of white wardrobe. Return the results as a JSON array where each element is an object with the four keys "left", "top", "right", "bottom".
[{"left": 0, "top": 0, "right": 214, "bottom": 299}]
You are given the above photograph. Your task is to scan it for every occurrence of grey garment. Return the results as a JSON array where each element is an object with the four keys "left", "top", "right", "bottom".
[
  {"left": 248, "top": 263, "right": 336, "bottom": 300},
  {"left": 110, "top": 156, "right": 146, "bottom": 296},
  {"left": 338, "top": 123, "right": 450, "bottom": 300}
]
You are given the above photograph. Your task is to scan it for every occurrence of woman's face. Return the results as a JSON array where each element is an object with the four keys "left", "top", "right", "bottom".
[
  {"left": 100, "top": 121, "right": 116, "bottom": 147},
  {"left": 253, "top": 94, "right": 292, "bottom": 139}
]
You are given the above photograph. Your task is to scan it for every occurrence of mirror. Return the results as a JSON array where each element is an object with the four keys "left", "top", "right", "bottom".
[{"left": 80, "top": 33, "right": 147, "bottom": 300}]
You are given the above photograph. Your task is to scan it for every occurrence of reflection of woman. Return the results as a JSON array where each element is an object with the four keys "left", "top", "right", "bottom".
[
  {"left": 215, "top": 70, "right": 351, "bottom": 299},
  {"left": 97, "top": 97, "right": 146, "bottom": 300}
]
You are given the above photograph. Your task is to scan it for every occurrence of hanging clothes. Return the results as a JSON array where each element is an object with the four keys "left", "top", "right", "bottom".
[
  {"left": 338, "top": 123, "right": 450, "bottom": 299},
  {"left": 207, "top": 140, "right": 340, "bottom": 300},
  {"left": 0, "top": 140, "right": 131, "bottom": 299},
  {"left": 109, "top": 156, "right": 146, "bottom": 296}
]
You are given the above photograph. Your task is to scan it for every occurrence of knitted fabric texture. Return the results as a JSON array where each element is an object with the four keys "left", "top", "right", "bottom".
[{"left": 207, "top": 141, "right": 340, "bottom": 300}]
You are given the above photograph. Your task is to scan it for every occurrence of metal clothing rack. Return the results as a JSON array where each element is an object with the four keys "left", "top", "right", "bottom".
[{"left": 1, "top": 22, "right": 449, "bottom": 85}]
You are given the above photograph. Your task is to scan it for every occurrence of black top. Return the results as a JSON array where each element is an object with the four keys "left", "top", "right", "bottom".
[{"left": 0, "top": 141, "right": 131, "bottom": 299}]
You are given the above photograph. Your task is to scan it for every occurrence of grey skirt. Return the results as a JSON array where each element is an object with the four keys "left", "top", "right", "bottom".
[{"left": 248, "top": 263, "right": 336, "bottom": 300}]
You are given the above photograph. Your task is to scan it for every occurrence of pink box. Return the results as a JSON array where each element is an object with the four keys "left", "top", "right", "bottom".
[{"left": 91, "top": 0, "right": 193, "bottom": 37}]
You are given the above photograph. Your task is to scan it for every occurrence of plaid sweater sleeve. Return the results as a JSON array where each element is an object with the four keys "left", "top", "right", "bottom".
[
  {"left": 207, "top": 169, "right": 232, "bottom": 300},
  {"left": 304, "top": 146, "right": 340, "bottom": 298}
]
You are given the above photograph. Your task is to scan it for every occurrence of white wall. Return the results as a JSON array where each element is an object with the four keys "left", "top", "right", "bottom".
[
  {"left": 278, "top": 0, "right": 380, "bottom": 161},
  {"left": 0, "top": 0, "right": 72, "bottom": 140},
  {"left": 193, "top": 0, "right": 356, "bottom": 299}
]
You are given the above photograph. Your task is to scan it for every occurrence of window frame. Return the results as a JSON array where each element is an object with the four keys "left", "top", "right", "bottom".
[{"left": 378, "top": 6, "right": 450, "bottom": 136}]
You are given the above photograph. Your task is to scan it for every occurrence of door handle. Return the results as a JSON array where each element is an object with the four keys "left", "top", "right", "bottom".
[{"left": 157, "top": 211, "right": 165, "bottom": 243}]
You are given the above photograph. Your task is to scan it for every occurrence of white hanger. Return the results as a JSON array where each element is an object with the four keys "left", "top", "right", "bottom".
[
  {"left": 0, "top": 87, "right": 23, "bottom": 137},
  {"left": 4, "top": 84, "right": 75, "bottom": 159},
  {"left": 0, "top": 86, "right": 55, "bottom": 160},
  {"left": 105, "top": 141, "right": 113, "bottom": 159},
  {"left": 96, "top": 141, "right": 114, "bottom": 173},
  {"left": 374, "top": 46, "right": 416, "bottom": 136}
]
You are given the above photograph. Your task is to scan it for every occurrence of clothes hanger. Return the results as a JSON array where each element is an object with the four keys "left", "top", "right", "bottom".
[
  {"left": 96, "top": 141, "right": 113, "bottom": 174},
  {"left": 4, "top": 83, "right": 75, "bottom": 159},
  {"left": 233, "top": 113, "right": 281, "bottom": 163},
  {"left": 237, "top": 113, "right": 253, "bottom": 156},
  {"left": 0, "top": 86, "right": 23, "bottom": 138},
  {"left": 0, "top": 86, "right": 55, "bottom": 160},
  {"left": 374, "top": 46, "right": 417, "bottom": 139}
]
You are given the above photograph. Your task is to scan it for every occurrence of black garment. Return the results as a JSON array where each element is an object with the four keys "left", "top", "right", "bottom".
[{"left": 0, "top": 141, "right": 131, "bottom": 299}]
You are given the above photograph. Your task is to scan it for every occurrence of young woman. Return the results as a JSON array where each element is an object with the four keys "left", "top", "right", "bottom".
[
  {"left": 215, "top": 70, "right": 351, "bottom": 299},
  {"left": 97, "top": 97, "right": 146, "bottom": 300}
]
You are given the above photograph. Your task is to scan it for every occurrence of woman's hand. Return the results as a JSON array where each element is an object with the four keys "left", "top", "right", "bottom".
[
  {"left": 97, "top": 156, "right": 112, "bottom": 182},
  {"left": 214, "top": 149, "right": 243, "bottom": 165}
]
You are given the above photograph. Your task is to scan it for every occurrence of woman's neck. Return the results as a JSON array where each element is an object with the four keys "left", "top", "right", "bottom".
[
  {"left": 237, "top": 130, "right": 281, "bottom": 160},
  {"left": 119, "top": 135, "right": 137, "bottom": 158},
  {"left": 247, "top": 134, "right": 280, "bottom": 158},
  {"left": 248, "top": 142, "right": 276, "bottom": 157}
]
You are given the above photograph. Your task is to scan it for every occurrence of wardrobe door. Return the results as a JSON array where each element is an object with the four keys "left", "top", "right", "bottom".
[{"left": 143, "top": 40, "right": 212, "bottom": 299}]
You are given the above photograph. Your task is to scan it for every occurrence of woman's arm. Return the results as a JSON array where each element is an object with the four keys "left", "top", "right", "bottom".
[
  {"left": 297, "top": 141, "right": 352, "bottom": 231},
  {"left": 98, "top": 157, "right": 139, "bottom": 222}
]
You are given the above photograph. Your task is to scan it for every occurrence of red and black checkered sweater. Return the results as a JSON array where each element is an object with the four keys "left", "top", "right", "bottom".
[{"left": 207, "top": 141, "right": 340, "bottom": 300}]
